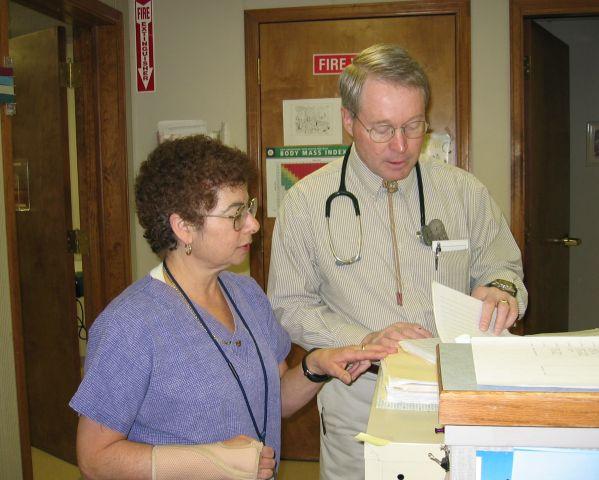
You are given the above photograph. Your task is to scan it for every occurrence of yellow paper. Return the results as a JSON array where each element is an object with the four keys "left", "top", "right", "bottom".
[
  {"left": 354, "top": 432, "right": 391, "bottom": 446},
  {"left": 382, "top": 350, "right": 438, "bottom": 384}
]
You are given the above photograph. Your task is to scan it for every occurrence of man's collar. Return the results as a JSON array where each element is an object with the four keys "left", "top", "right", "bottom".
[{"left": 348, "top": 144, "right": 418, "bottom": 198}]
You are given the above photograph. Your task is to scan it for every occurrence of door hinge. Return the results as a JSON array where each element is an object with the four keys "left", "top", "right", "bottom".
[
  {"left": 257, "top": 57, "right": 261, "bottom": 86},
  {"left": 60, "top": 58, "right": 82, "bottom": 89},
  {"left": 67, "top": 229, "right": 88, "bottom": 254},
  {"left": 524, "top": 56, "right": 531, "bottom": 77}
]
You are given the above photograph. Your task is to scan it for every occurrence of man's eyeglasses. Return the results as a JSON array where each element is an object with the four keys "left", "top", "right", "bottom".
[
  {"left": 203, "top": 197, "right": 258, "bottom": 231},
  {"left": 353, "top": 113, "right": 428, "bottom": 143}
]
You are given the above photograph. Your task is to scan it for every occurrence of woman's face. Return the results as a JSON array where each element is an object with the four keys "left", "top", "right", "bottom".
[{"left": 190, "top": 185, "right": 259, "bottom": 270}]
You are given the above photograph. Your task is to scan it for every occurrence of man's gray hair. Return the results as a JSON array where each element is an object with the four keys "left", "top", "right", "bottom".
[{"left": 339, "top": 44, "right": 430, "bottom": 114}]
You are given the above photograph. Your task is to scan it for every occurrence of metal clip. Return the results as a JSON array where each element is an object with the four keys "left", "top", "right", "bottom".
[{"left": 428, "top": 444, "right": 450, "bottom": 472}]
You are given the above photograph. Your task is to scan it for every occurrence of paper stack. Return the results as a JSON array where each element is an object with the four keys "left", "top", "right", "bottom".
[{"left": 379, "top": 351, "right": 438, "bottom": 411}]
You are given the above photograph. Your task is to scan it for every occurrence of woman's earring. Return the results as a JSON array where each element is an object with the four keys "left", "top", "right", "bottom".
[{"left": 184, "top": 243, "right": 192, "bottom": 255}]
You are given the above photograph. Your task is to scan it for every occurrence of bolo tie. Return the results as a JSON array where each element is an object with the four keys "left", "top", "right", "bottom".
[{"left": 383, "top": 179, "right": 404, "bottom": 306}]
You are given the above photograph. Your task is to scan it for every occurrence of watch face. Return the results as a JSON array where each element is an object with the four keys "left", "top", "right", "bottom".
[{"left": 493, "top": 279, "right": 517, "bottom": 296}]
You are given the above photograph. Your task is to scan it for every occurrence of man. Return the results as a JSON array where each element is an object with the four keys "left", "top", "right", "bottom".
[{"left": 268, "top": 44, "right": 527, "bottom": 480}]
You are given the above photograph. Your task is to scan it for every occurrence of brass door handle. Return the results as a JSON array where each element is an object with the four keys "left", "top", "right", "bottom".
[{"left": 546, "top": 237, "right": 582, "bottom": 247}]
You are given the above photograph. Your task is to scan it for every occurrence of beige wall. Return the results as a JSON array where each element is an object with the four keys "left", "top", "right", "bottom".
[{"left": 128, "top": 0, "right": 512, "bottom": 280}]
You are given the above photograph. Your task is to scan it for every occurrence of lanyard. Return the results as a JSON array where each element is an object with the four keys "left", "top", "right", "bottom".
[{"left": 163, "top": 261, "right": 268, "bottom": 444}]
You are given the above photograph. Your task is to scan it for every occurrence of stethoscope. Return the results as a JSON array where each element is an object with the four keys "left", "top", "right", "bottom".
[{"left": 325, "top": 146, "right": 445, "bottom": 265}]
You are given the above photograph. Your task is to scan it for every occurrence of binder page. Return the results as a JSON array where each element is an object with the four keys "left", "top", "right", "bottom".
[
  {"left": 432, "top": 282, "right": 512, "bottom": 342},
  {"left": 471, "top": 336, "right": 599, "bottom": 388}
]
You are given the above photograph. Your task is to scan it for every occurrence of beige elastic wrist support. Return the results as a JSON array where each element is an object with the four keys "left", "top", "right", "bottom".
[{"left": 152, "top": 439, "right": 263, "bottom": 480}]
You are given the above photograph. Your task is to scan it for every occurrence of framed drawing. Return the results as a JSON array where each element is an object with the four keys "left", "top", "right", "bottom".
[{"left": 587, "top": 121, "right": 599, "bottom": 166}]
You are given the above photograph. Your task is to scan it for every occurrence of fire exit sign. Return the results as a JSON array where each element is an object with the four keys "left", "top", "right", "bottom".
[{"left": 313, "top": 53, "right": 356, "bottom": 75}]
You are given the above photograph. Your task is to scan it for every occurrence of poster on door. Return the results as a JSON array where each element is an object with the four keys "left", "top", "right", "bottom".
[
  {"left": 265, "top": 145, "right": 348, "bottom": 217},
  {"left": 283, "top": 98, "right": 342, "bottom": 146},
  {"left": 135, "top": 0, "right": 155, "bottom": 92}
]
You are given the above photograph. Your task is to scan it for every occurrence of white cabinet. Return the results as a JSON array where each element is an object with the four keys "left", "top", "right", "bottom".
[{"left": 365, "top": 442, "right": 447, "bottom": 480}]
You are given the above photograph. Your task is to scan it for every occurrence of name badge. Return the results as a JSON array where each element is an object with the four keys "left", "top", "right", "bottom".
[{"left": 431, "top": 239, "right": 469, "bottom": 252}]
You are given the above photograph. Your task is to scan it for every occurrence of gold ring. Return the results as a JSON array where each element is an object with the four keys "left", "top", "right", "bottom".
[
  {"left": 499, "top": 299, "right": 509, "bottom": 304},
  {"left": 361, "top": 343, "right": 366, "bottom": 351}
]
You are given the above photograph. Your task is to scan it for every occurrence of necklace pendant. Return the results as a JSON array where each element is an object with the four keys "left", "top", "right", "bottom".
[
  {"left": 234, "top": 340, "right": 242, "bottom": 347},
  {"left": 396, "top": 291, "right": 403, "bottom": 306}
]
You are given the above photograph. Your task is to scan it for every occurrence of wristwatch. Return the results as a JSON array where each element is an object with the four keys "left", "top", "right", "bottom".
[
  {"left": 301, "top": 348, "right": 331, "bottom": 383},
  {"left": 486, "top": 279, "right": 518, "bottom": 297}
]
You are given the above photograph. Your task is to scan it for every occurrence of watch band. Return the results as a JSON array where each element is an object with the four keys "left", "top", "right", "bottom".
[{"left": 301, "top": 348, "right": 330, "bottom": 383}]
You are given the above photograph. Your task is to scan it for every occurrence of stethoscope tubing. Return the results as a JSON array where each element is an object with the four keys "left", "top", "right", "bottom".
[{"left": 325, "top": 146, "right": 427, "bottom": 265}]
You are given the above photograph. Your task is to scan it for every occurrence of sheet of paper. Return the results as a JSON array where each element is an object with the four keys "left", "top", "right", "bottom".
[
  {"left": 382, "top": 351, "right": 437, "bottom": 385},
  {"left": 432, "top": 281, "right": 513, "bottom": 342},
  {"left": 471, "top": 336, "right": 599, "bottom": 388},
  {"left": 399, "top": 337, "right": 440, "bottom": 364},
  {"left": 354, "top": 432, "right": 390, "bottom": 446}
]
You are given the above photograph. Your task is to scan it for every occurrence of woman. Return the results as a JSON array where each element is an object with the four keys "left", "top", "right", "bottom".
[{"left": 70, "top": 135, "right": 389, "bottom": 480}]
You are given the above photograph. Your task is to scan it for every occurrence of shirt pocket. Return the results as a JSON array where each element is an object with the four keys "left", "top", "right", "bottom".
[{"left": 433, "top": 247, "right": 470, "bottom": 293}]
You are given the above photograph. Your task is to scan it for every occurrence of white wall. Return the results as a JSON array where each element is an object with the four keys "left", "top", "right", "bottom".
[{"left": 128, "top": 0, "right": 512, "bottom": 280}]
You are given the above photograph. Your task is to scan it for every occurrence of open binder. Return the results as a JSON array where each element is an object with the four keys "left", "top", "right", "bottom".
[{"left": 437, "top": 343, "right": 599, "bottom": 428}]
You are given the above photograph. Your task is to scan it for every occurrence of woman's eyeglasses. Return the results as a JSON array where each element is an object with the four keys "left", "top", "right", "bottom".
[{"left": 203, "top": 197, "right": 258, "bottom": 231}]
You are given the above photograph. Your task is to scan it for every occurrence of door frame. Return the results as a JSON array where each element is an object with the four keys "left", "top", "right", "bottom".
[
  {"left": 245, "top": 0, "right": 471, "bottom": 287},
  {"left": 510, "top": 0, "right": 599, "bottom": 251},
  {"left": 0, "top": 0, "right": 131, "bottom": 477}
]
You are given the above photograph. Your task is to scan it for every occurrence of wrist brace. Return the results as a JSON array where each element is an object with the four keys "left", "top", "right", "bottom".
[{"left": 152, "top": 439, "right": 263, "bottom": 480}]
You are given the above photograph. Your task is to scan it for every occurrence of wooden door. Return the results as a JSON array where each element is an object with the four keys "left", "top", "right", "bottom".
[
  {"left": 245, "top": 2, "right": 470, "bottom": 460},
  {"left": 258, "top": 15, "right": 457, "bottom": 286},
  {"left": 10, "top": 27, "right": 80, "bottom": 464},
  {"left": 522, "top": 20, "right": 571, "bottom": 334}
]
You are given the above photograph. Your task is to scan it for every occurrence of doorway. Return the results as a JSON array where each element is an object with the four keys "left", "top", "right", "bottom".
[
  {"left": 510, "top": 0, "right": 599, "bottom": 335},
  {"left": 531, "top": 17, "right": 599, "bottom": 332},
  {"left": 1, "top": 0, "right": 131, "bottom": 478},
  {"left": 9, "top": 6, "right": 82, "bottom": 465}
]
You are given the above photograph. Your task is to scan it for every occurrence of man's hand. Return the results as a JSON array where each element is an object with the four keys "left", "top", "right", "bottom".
[
  {"left": 362, "top": 322, "right": 433, "bottom": 350},
  {"left": 471, "top": 286, "right": 518, "bottom": 335}
]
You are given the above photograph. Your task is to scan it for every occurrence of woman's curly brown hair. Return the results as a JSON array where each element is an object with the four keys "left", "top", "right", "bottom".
[{"left": 135, "top": 135, "right": 256, "bottom": 254}]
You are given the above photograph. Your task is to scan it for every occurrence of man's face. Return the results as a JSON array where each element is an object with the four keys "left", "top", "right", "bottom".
[{"left": 342, "top": 78, "right": 426, "bottom": 181}]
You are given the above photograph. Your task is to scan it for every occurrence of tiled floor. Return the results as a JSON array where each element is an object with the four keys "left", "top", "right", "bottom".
[{"left": 32, "top": 447, "right": 319, "bottom": 480}]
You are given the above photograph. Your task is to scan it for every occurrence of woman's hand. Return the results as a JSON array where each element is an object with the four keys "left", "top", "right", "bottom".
[
  {"left": 257, "top": 444, "right": 275, "bottom": 479},
  {"left": 222, "top": 435, "right": 275, "bottom": 479},
  {"left": 306, "top": 344, "right": 389, "bottom": 385}
]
